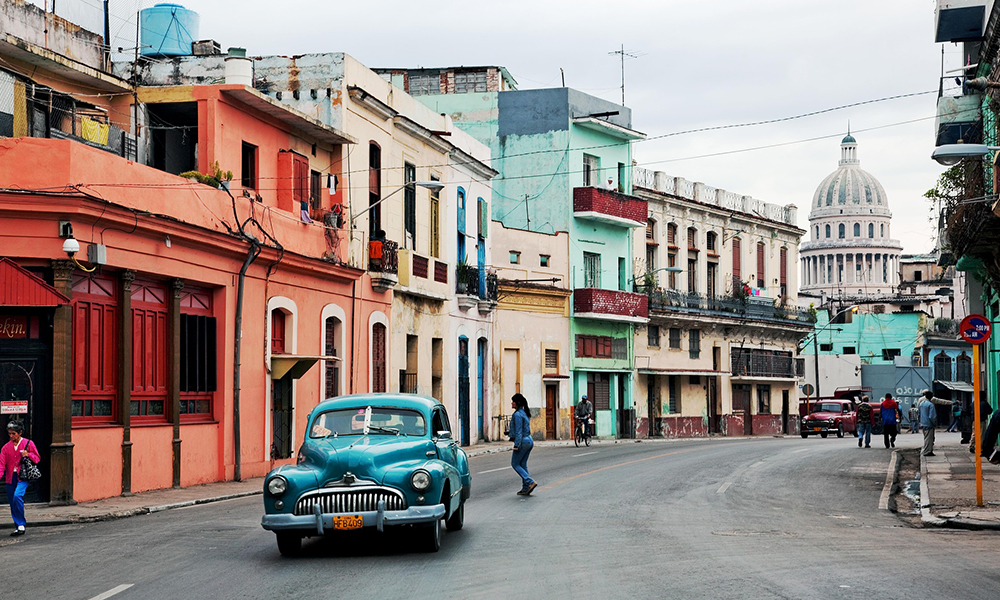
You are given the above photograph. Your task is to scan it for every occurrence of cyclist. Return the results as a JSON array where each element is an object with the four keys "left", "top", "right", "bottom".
[{"left": 575, "top": 394, "right": 593, "bottom": 440}]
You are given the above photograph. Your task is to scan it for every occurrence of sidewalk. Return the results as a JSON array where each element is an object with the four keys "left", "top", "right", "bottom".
[
  {"left": 918, "top": 438, "right": 1000, "bottom": 530},
  {"left": 9, "top": 436, "right": 999, "bottom": 531}
]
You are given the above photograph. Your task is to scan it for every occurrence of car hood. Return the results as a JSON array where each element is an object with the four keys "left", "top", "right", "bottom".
[
  {"left": 803, "top": 411, "right": 842, "bottom": 420},
  {"left": 307, "top": 435, "right": 433, "bottom": 484}
]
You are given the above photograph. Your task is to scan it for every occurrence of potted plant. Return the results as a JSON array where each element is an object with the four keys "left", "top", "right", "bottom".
[
  {"left": 456, "top": 260, "right": 471, "bottom": 295},
  {"left": 178, "top": 161, "right": 233, "bottom": 189}
]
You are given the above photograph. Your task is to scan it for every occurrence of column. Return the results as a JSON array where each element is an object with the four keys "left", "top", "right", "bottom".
[
  {"left": 170, "top": 278, "right": 184, "bottom": 488},
  {"left": 119, "top": 270, "right": 135, "bottom": 496},
  {"left": 50, "top": 259, "right": 75, "bottom": 505}
]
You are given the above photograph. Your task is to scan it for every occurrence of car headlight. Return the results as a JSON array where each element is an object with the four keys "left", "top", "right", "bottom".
[
  {"left": 267, "top": 476, "right": 288, "bottom": 496},
  {"left": 411, "top": 470, "right": 431, "bottom": 491}
]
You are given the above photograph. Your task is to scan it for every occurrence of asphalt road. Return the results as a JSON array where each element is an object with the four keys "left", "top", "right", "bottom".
[{"left": 3, "top": 435, "right": 997, "bottom": 600}]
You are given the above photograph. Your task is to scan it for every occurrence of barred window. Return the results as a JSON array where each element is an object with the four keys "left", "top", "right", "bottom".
[
  {"left": 688, "top": 329, "right": 701, "bottom": 359},
  {"left": 544, "top": 349, "right": 559, "bottom": 371},
  {"left": 669, "top": 328, "right": 681, "bottom": 349},
  {"left": 647, "top": 325, "right": 660, "bottom": 347},
  {"left": 409, "top": 73, "right": 438, "bottom": 96},
  {"left": 611, "top": 337, "right": 628, "bottom": 360}
]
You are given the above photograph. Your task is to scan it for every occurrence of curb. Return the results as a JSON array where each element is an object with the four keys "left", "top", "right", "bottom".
[{"left": 919, "top": 451, "right": 947, "bottom": 527}]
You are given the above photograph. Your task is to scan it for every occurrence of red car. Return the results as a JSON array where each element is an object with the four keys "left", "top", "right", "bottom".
[{"left": 800, "top": 400, "right": 857, "bottom": 438}]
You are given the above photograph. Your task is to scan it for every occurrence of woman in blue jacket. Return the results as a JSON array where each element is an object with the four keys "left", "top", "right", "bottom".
[{"left": 509, "top": 394, "right": 537, "bottom": 495}]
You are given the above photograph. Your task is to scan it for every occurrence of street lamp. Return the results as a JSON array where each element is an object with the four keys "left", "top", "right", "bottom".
[
  {"left": 350, "top": 180, "right": 446, "bottom": 228},
  {"left": 930, "top": 143, "right": 1000, "bottom": 166},
  {"left": 631, "top": 265, "right": 683, "bottom": 291},
  {"left": 798, "top": 304, "right": 858, "bottom": 400}
]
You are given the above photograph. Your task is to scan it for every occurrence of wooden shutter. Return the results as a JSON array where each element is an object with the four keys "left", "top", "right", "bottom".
[
  {"left": 732, "top": 238, "right": 741, "bottom": 280},
  {"left": 780, "top": 247, "right": 788, "bottom": 285},
  {"left": 756, "top": 242, "right": 765, "bottom": 287}
]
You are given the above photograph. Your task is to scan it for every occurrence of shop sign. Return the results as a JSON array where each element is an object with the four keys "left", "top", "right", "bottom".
[
  {"left": 0, "top": 316, "right": 28, "bottom": 339},
  {"left": 0, "top": 400, "right": 28, "bottom": 414}
]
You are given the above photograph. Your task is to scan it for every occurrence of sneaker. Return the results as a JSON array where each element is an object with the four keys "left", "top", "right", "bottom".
[
  {"left": 9, "top": 529, "right": 23, "bottom": 537},
  {"left": 865, "top": 445, "right": 871, "bottom": 448},
  {"left": 525, "top": 482, "right": 538, "bottom": 495},
  {"left": 989, "top": 449, "right": 1000, "bottom": 465},
  {"left": 516, "top": 490, "right": 528, "bottom": 496},
  {"left": 924, "top": 452, "right": 936, "bottom": 457},
  {"left": 858, "top": 439, "right": 862, "bottom": 448}
]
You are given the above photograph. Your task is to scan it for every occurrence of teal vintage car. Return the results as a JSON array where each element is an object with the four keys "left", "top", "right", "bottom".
[{"left": 261, "top": 394, "right": 471, "bottom": 556}]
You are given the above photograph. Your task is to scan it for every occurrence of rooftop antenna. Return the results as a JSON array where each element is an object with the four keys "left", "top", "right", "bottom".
[{"left": 609, "top": 44, "right": 642, "bottom": 105}]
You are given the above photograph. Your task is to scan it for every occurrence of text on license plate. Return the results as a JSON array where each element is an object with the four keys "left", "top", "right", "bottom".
[
  {"left": 813, "top": 427, "right": 822, "bottom": 431},
  {"left": 332, "top": 515, "right": 363, "bottom": 530}
]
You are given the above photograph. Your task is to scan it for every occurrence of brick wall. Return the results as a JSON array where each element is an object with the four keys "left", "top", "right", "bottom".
[
  {"left": 574, "top": 288, "right": 648, "bottom": 318},
  {"left": 573, "top": 187, "right": 647, "bottom": 225}
]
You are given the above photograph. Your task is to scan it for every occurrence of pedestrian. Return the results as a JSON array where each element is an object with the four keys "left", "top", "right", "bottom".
[
  {"left": 881, "top": 392, "right": 901, "bottom": 448},
  {"left": 856, "top": 396, "right": 873, "bottom": 448},
  {"left": 908, "top": 402, "right": 920, "bottom": 434},
  {"left": 970, "top": 397, "right": 994, "bottom": 455},
  {"left": 947, "top": 400, "right": 961, "bottom": 433},
  {"left": 918, "top": 389, "right": 955, "bottom": 457},
  {"left": 1, "top": 420, "right": 40, "bottom": 537},
  {"left": 509, "top": 393, "right": 537, "bottom": 496}
]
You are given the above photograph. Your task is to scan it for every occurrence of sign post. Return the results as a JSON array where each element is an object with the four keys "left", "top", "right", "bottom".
[{"left": 960, "top": 314, "right": 992, "bottom": 507}]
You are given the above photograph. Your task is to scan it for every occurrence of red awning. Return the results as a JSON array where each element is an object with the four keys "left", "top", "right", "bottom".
[{"left": 0, "top": 258, "right": 70, "bottom": 306}]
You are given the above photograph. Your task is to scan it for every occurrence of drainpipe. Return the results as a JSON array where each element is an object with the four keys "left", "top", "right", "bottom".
[{"left": 233, "top": 238, "right": 261, "bottom": 482}]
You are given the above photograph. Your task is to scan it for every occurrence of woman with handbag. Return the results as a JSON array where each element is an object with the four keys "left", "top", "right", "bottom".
[{"left": 1, "top": 421, "right": 40, "bottom": 537}]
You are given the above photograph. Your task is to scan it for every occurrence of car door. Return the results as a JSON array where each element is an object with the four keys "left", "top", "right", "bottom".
[{"left": 432, "top": 407, "right": 461, "bottom": 511}]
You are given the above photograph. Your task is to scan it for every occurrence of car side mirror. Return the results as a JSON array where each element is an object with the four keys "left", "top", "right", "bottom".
[{"left": 436, "top": 430, "right": 453, "bottom": 440}]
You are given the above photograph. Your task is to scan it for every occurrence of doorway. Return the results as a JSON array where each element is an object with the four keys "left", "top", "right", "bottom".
[
  {"left": 458, "top": 336, "right": 470, "bottom": 446},
  {"left": 0, "top": 354, "right": 51, "bottom": 504},
  {"left": 733, "top": 384, "right": 752, "bottom": 435},
  {"left": 545, "top": 384, "right": 557, "bottom": 439}
]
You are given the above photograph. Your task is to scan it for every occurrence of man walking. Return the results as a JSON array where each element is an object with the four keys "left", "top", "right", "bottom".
[
  {"left": 856, "top": 396, "right": 873, "bottom": 448},
  {"left": 881, "top": 392, "right": 901, "bottom": 448},
  {"left": 918, "top": 389, "right": 955, "bottom": 457}
]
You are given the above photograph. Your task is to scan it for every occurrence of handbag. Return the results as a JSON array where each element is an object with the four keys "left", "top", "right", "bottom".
[{"left": 17, "top": 440, "right": 41, "bottom": 481}]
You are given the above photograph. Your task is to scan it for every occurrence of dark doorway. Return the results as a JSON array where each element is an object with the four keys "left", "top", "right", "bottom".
[
  {"left": 781, "top": 389, "right": 790, "bottom": 434},
  {"left": 458, "top": 337, "right": 470, "bottom": 446},
  {"left": 271, "top": 376, "right": 293, "bottom": 459},
  {"left": 707, "top": 377, "right": 719, "bottom": 434},
  {"left": 733, "top": 384, "right": 753, "bottom": 436},
  {"left": 545, "top": 384, "right": 557, "bottom": 439}
]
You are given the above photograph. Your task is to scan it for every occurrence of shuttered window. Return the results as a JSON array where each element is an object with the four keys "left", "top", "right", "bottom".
[
  {"left": 71, "top": 273, "right": 118, "bottom": 423},
  {"left": 131, "top": 280, "right": 168, "bottom": 421},
  {"left": 732, "top": 238, "right": 741, "bottom": 280},
  {"left": 756, "top": 242, "right": 765, "bottom": 289}
]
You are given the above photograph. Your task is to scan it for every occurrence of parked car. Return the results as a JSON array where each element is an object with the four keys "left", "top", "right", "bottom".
[
  {"left": 261, "top": 394, "right": 471, "bottom": 556},
  {"left": 800, "top": 400, "right": 857, "bottom": 438}
]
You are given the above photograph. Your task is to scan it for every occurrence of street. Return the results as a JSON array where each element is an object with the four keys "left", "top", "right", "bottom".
[{"left": 4, "top": 435, "right": 996, "bottom": 600}]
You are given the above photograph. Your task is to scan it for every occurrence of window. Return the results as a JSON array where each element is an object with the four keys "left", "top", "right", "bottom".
[
  {"left": 611, "top": 338, "right": 628, "bottom": 360},
  {"left": 934, "top": 351, "right": 952, "bottom": 380},
  {"left": 241, "top": 142, "right": 257, "bottom": 189},
  {"left": 819, "top": 343, "right": 833, "bottom": 351},
  {"left": 756, "top": 385, "right": 771, "bottom": 414},
  {"left": 646, "top": 218, "right": 656, "bottom": 241},
  {"left": 648, "top": 325, "right": 660, "bottom": 347},
  {"left": 868, "top": 223, "right": 874, "bottom": 238},
  {"left": 71, "top": 273, "right": 118, "bottom": 423},
  {"left": 454, "top": 71, "right": 487, "bottom": 93},
  {"left": 779, "top": 247, "right": 788, "bottom": 297},
  {"left": 404, "top": 162, "right": 416, "bottom": 248},
  {"left": 408, "top": 73, "right": 438, "bottom": 96},
  {"left": 816, "top": 226, "right": 820, "bottom": 239},
  {"left": 583, "top": 154, "right": 600, "bottom": 186},
  {"left": 689, "top": 329, "right": 701, "bottom": 359},
  {"left": 706, "top": 262, "right": 717, "bottom": 297},
  {"left": 309, "top": 170, "right": 322, "bottom": 212},
  {"left": 669, "top": 328, "right": 681, "bottom": 350},
  {"left": 180, "top": 287, "right": 216, "bottom": 418},
  {"left": 544, "top": 349, "right": 559, "bottom": 372},
  {"left": 667, "top": 376, "right": 678, "bottom": 413},
  {"left": 130, "top": 280, "right": 168, "bottom": 421},
  {"left": 706, "top": 232, "right": 717, "bottom": 252},
  {"left": 853, "top": 223, "right": 861, "bottom": 237},
  {"left": 540, "top": 254, "right": 550, "bottom": 267},
  {"left": 914, "top": 270, "right": 923, "bottom": 281},
  {"left": 324, "top": 316, "right": 342, "bottom": 400},
  {"left": 882, "top": 348, "right": 902, "bottom": 361},
  {"left": 843, "top": 346, "right": 856, "bottom": 355},
  {"left": 372, "top": 322, "right": 387, "bottom": 393},
  {"left": 838, "top": 224, "right": 845, "bottom": 239},
  {"left": 583, "top": 252, "right": 601, "bottom": 288},
  {"left": 456, "top": 188, "right": 466, "bottom": 263},
  {"left": 732, "top": 238, "right": 741, "bottom": 281},
  {"left": 825, "top": 224, "right": 831, "bottom": 238},
  {"left": 292, "top": 153, "right": 309, "bottom": 215},
  {"left": 756, "top": 242, "right": 766, "bottom": 289},
  {"left": 429, "top": 175, "right": 440, "bottom": 257},
  {"left": 510, "top": 251, "right": 521, "bottom": 264},
  {"left": 576, "top": 335, "right": 614, "bottom": 359},
  {"left": 880, "top": 224, "right": 885, "bottom": 237},
  {"left": 687, "top": 227, "right": 698, "bottom": 249},
  {"left": 689, "top": 375, "right": 700, "bottom": 385},
  {"left": 619, "top": 257, "right": 627, "bottom": 291},
  {"left": 667, "top": 253, "right": 677, "bottom": 289},
  {"left": 618, "top": 162, "right": 626, "bottom": 192},
  {"left": 667, "top": 223, "right": 677, "bottom": 246},
  {"left": 588, "top": 372, "right": 611, "bottom": 411},
  {"left": 368, "top": 142, "right": 382, "bottom": 237},
  {"left": 957, "top": 352, "right": 972, "bottom": 382},
  {"left": 687, "top": 259, "right": 697, "bottom": 293}
]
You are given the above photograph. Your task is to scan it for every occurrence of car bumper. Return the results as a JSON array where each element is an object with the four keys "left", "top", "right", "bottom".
[
  {"left": 261, "top": 502, "right": 446, "bottom": 535},
  {"left": 801, "top": 425, "right": 833, "bottom": 433}
]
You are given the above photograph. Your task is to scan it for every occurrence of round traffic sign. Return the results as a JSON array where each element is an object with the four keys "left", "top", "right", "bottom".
[
  {"left": 802, "top": 383, "right": 815, "bottom": 397},
  {"left": 960, "top": 314, "right": 992, "bottom": 345}
]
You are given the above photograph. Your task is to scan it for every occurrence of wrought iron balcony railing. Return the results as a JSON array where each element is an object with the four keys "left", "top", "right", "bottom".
[{"left": 645, "top": 288, "right": 815, "bottom": 324}]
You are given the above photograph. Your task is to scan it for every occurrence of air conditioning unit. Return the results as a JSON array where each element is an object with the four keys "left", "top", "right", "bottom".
[{"left": 935, "top": 0, "right": 987, "bottom": 43}]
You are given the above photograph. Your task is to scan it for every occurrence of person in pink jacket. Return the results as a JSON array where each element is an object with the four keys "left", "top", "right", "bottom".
[{"left": 1, "top": 421, "right": 40, "bottom": 536}]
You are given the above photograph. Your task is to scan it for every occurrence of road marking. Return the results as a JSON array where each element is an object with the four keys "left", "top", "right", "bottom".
[
  {"left": 543, "top": 447, "right": 702, "bottom": 491},
  {"left": 88, "top": 585, "right": 134, "bottom": 600},
  {"left": 717, "top": 482, "right": 732, "bottom": 494},
  {"left": 879, "top": 450, "right": 898, "bottom": 510},
  {"left": 476, "top": 466, "right": 510, "bottom": 474},
  {"left": 792, "top": 448, "right": 810, "bottom": 453},
  {"left": 572, "top": 451, "right": 597, "bottom": 457}
]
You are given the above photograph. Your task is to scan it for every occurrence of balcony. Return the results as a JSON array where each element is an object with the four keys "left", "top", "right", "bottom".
[
  {"left": 573, "top": 187, "right": 647, "bottom": 228},
  {"left": 397, "top": 249, "right": 450, "bottom": 301},
  {"left": 573, "top": 288, "right": 648, "bottom": 323},
  {"left": 368, "top": 239, "right": 398, "bottom": 293},
  {"left": 646, "top": 289, "right": 816, "bottom": 326},
  {"left": 456, "top": 266, "right": 499, "bottom": 312},
  {"left": 731, "top": 349, "right": 796, "bottom": 379}
]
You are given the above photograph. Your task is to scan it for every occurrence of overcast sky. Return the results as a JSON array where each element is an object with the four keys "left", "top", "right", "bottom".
[{"left": 48, "top": 0, "right": 960, "bottom": 254}]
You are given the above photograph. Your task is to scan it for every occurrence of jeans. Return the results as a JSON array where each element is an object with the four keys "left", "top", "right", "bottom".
[
  {"left": 6, "top": 472, "right": 28, "bottom": 529},
  {"left": 511, "top": 437, "right": 534, "bottom": 490},
  {"left": 947, "top": 416, "right": 959, "bottom": 432},
  {"left": 857, "top": 423, "right": 871, "bottom": 447}
]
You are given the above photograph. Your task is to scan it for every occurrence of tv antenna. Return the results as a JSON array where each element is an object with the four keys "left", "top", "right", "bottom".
[{"left": 609, "top": 44, "right": 643, "bottom": 105}]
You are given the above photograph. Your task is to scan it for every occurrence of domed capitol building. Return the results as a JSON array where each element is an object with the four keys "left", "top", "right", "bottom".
[{"left": 799, "top": 135, "right": 902, "bottom": 299}]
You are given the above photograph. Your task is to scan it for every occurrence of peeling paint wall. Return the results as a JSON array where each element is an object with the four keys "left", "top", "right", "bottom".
[{"left": 3, "top": 0, "right": 106, "bottom": 68}]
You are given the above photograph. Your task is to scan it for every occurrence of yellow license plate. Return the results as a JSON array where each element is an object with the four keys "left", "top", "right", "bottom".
[
  {"left": 331, "top": 515, "right": 363, "bottom": 530},
  {"left": 813, "top": 427, "right": 822, "bottom": 431}
]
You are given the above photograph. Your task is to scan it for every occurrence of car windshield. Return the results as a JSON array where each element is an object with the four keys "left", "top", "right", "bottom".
[
  {"left": 309, "top": 407, "right": 426, "bottom": 438},
  {"left": 810, "top": 403, "right": 843, "bottom": 413}
]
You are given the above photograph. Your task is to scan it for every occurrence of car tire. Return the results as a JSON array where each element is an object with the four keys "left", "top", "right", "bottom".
[
  {"left": 837, "top": 424, "right": 845, "bottom": 438},
  {"left": 820, "top": 432, "right": 828, "bottom": 438},
  {"left": 445, "top": 502, "right": 464, "bottom": 532},
  {"left": 276, "top": 532, "right": 302, "bottom": 557},
  {"left": 421, "top": 519, "right": 442, "bottom": 552},
  {"left": 800, "top": 432, "right": 808, "bottom": 438}
]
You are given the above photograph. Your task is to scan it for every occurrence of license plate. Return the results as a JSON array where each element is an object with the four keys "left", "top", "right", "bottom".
[
  {"left": 813, "top": 427, "right": 822, "bottom": 431},
  {"left": 331, "top": 515, "right": 363, "bottom": 530}
]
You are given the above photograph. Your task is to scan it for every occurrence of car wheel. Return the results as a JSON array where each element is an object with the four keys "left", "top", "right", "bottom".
[
  {"left": 837, "top": 424, "right": 845, "bottom": 438},
  {"left": 820, "top": 432, "right": 828, "bottom": 438},
  {"left": 276, "top": 532, "right": 302, "bottom": 557},
  {"left": 445, "top": 502, "right": 464, "bottom": 532},
  {"left": 420, "top": 519, "right": 441, "bottom": 552},
  {"left": 800, "top": 432, "right": 808, "bottom": 438}
]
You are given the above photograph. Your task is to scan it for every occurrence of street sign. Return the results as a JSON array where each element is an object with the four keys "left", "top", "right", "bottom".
[
  {"left": 0, "top": 400, "right": 28, "bottom": 414},
  {"left": 801, "top": 383, "right": 815, "bottom": 397},
  {"left": 960, "top": 314, "right": 992, "bottom": 345}
]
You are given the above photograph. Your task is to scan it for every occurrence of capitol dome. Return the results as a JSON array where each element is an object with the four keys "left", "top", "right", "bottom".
[{"left": 799, "top": 135, "right": 902, "bottom": 298}]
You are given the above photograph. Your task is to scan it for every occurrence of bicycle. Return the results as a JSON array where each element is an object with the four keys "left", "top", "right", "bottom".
[{"left": 574, "top": 417, "right": 592, "bottom": 447}]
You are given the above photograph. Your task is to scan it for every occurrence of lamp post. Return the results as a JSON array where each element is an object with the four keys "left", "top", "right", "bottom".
[
  {"left": 350, "top": 180, "right": 445, "bottom": 229},
  {"left": 930, "top": 143, "right": 1000, "bottom": 166},
  {"left": 631, "top": 266, "right": 684, "bottom": 292}
]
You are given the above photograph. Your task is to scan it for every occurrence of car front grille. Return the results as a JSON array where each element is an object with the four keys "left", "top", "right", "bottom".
[{"left": 293, "top": 486, "right": 407, "bottom": 515}]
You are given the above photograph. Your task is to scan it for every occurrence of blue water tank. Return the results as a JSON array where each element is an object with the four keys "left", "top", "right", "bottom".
[{"left": 140, "top": 4, "right": 199, "bottom": 57}]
